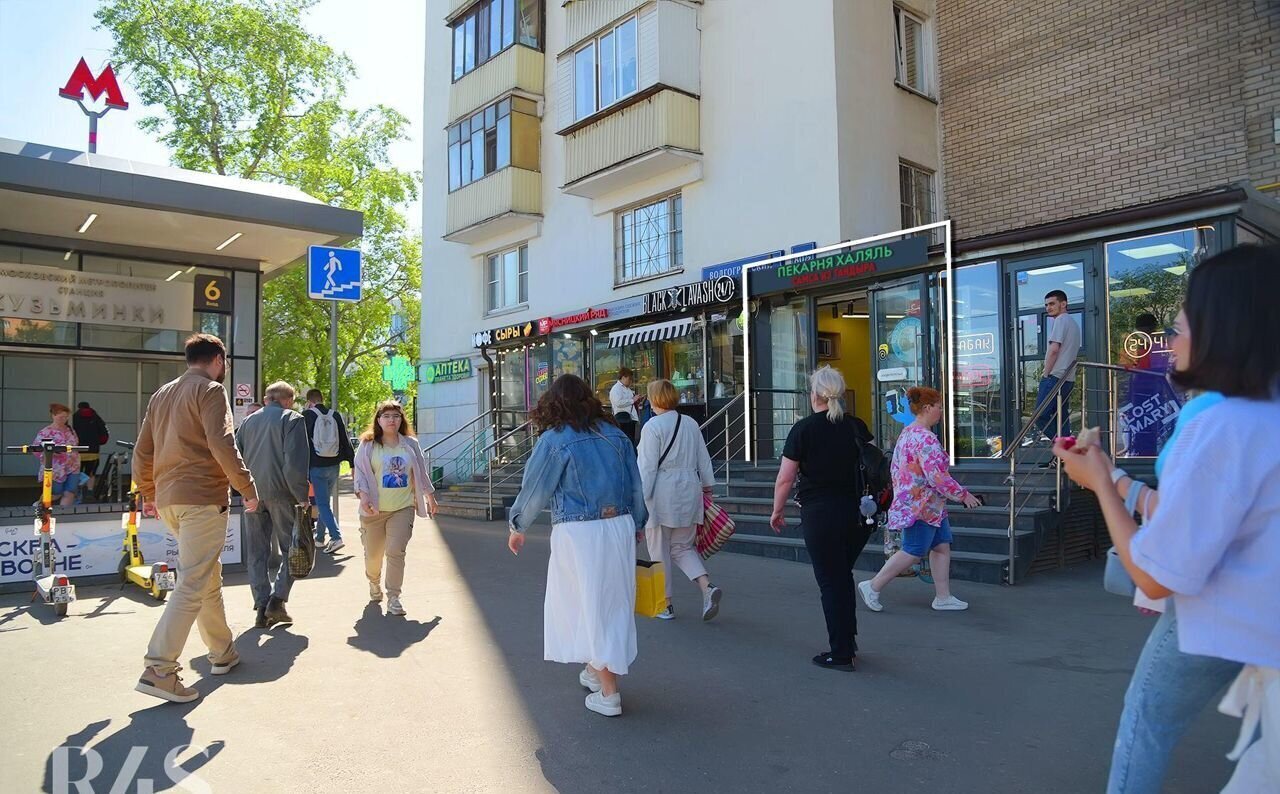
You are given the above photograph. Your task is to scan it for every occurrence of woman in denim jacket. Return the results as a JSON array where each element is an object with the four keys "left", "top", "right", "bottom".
[{"left": 508, "top": 374, "right": 648, "bottom": 718}]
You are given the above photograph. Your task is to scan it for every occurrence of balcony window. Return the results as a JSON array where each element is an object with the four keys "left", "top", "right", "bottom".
[
  {"left": 616, "top": 194, "right": 683, "bottom": 284},
  {"left": 486, "top": 245, "right": 529, "bottom": 313},
  {"left": 574, "top": 16, "right": 639, "bottom": 121},
  {"left": 448, "top": 96, "right": 537, "bottom": 192},
  {"left": 452, "top": 0, "right": 541, "bottom": 82}
]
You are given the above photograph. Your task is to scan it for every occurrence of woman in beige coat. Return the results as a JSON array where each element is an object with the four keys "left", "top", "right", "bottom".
[{"left": 637, "top": 380, "right": 721, "bottom": 621}]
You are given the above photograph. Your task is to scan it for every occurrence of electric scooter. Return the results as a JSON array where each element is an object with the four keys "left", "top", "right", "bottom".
[
  {"left": 114, "top": 440, "right": 175, "bottom": 601},
  {"left": 4, "top": 439, "right": 88, "bottom": 618}
]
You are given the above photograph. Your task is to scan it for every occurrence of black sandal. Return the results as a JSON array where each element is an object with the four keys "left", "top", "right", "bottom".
[{"left": 812, "top": 653, "right": 855, "bottom": 672}]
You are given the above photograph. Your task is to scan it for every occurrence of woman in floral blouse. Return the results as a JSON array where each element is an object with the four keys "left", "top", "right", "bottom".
[
  {"left": 32, "top": 403, "right": 82, "bottom": 506},
  {"left": 858, "top": 387, "right": 981, "bottom": 613}
]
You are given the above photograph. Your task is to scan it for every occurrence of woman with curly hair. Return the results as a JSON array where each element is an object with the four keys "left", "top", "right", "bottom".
[{"left": 507, "top": 374, "right": 648, "bottom": 717}]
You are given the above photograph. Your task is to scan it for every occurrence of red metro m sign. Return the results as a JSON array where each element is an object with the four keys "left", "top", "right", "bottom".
[{"left": 58, "top": 58, "right": 129, "bottom": 153}]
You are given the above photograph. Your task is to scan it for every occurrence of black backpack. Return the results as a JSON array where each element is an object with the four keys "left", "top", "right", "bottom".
[{"left": 859, "top": 439, "right": 893, "bottom": 512}]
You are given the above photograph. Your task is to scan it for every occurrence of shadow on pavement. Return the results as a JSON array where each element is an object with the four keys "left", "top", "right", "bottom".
[
  {"left": 189, "top": 626, "right": 310, "bottom": 687},
  {"left": 41, "top": 710, "right": 224, "bottom": 793},
  {"left": 346, "top": 602, "right": 441, "bottom": 658}
]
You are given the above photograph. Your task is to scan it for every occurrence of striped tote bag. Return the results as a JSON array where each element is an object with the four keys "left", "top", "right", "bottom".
[{"left": 695, "top": 492, "right": 736, "bottom": 560}]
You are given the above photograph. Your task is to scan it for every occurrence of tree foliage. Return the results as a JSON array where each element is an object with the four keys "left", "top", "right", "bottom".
[{"left": 96, "top": 0, "right": 420, "bottom": 423}]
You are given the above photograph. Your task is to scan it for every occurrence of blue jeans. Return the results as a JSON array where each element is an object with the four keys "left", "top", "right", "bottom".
[
  {"left": 243, "top": 497, "right": 296, "bottom": 608},
  {"left": 310, "top": 465, "right": 342, "bottom": 542},
  {"left": 1034, "top": 375, "right": 1074, "bottom": 437},
  {"left": 1107, "top": 606, "right": 1242, "bottom": 794}
]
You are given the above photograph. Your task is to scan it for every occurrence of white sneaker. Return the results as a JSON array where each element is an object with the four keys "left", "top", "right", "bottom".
[
  {"left": 387, "top": 596, "right": 406, "bottom": 616},
  {"left": 655, "top": 605, "right": 675, "bottom": 620},
  {"left": 858, "top": 580, "right": 884, "bottom": 612},
  {"left": 579, "top": 667, "right": 602, "bottom": 693},
  {"left": 369, "top": 584, "right": 383, "bottom": 603},
  {"left": 702, "top": 585, "right": 723, "bottom": 621},
  {"left": 585, "top": 690, "right": 622, "bottom": 717},
  {"left": 326, "top": 539, "right": 345, "bottom": 554},
  {"left": 932, "top": 595, "right": 969, "bottom": 611}
]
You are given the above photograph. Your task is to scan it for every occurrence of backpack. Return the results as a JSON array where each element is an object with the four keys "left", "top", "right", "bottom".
[
  {"left": 309, "top": 407, "right": 341, "bottom": 458},
  {"left": 859, "top": 439, "right": 893, "bottom": 511}
]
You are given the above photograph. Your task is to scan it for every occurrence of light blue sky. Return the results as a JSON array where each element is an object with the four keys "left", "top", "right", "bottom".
[{"left": 0, "top": 0, "right": 426, "bottom": 228}]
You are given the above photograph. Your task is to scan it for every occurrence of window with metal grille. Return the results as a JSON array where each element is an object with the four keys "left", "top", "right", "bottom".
[
  {"left": 894, "top": 6, "right": 928, "bottom": 95},
  {"left": 616, "top": 194, "right": 683, "bottom": 285},
  {"left": 485, "top": 245, "right": 529, "bottom": 313},
  {"left": 899, "top": 161, "right": 937, "bottom": 241}
]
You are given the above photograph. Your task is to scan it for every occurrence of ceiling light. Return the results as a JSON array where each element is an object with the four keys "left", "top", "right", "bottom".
[
  {"left": 78, "top": 213, "right": 98, "bottom": 233},
  {"left": 841, "top": 313, "right": 870, "bottom": 319},
  {"left": 1120, "top": 242, "right": 1186, "bottom": 259},
  {"left": 165, "top": 269, "right": 184, "bottom": 282},
  {"left": 564, "top": 333, "right": 571, "bottom": 339},
  {"left": 185, "top": 266, "right": 197, "bottom": 273},
  {"left": 1163, "top": 265, "right": 1187, "bottom": 276},
  {"left": 1024, "top": 264, "right": 1078, "bottom": 276},
  {"left": 63, "top": 251, "right": 72, "bottom": 261},
  {"left": 590, "top": 329, "right": 598, "bottom": 336},
  {"left": 215, "top": 232, "right": 242, "bottom": 251}
]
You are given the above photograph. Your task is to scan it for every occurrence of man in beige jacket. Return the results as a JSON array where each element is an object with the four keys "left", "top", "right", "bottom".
[{"left": 133, "top": 334, "right": 259, "bottom": 703}]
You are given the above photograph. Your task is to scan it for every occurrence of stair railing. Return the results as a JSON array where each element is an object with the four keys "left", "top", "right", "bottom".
[
  {"left": 421, "top": 408, "right": 528, "bottom": 490},
  {"left": 699, "top": 392, "right": 748, "bottom": 487},
  {"left": 484, "top": 419, "right": 538, "bottom": 518},
  {"left": 1001, "top": 361, "right": 1077, "bottom": 584}
]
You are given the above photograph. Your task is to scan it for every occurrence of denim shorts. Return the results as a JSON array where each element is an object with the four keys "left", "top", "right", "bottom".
[{"left": 901, "top": 517, "right": 952, "bottom": 557}]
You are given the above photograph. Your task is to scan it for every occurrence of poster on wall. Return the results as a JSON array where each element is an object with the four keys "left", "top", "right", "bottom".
[
  {"left": 233, "top": 382, "right": 256, "bottom": 426},
  {"left": 0, "top": 261, "right": 194, "bottom": 331},
  {"left": 0, "top": 513, "right": 242, "bottom": 585}
]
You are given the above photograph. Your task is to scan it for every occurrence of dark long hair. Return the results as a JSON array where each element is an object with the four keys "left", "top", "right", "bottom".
[
  {"left": 530, "top": 374, "right": 615, "bottom": 432},
  {"left": 1171, "top": 244, "right": 1280, "bottom": 399},
  {"left": 361, "top": 399, "right": 415, "bottom": 444}
]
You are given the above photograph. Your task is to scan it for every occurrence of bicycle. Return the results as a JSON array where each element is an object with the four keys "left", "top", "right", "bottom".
[
  {"left": 92, "top": 441, "right": 131, "bottom": 503},
  {"left": 5, "top": 439, "right": 89, "bottom": 617},
  {"left": 113, "top": 440, "right": 175, "bottom": 601}
]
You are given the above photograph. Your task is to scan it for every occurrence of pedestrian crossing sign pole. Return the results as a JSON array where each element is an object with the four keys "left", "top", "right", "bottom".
[{"left": 308, "top": 245, "right": 362, "bottom": 525}]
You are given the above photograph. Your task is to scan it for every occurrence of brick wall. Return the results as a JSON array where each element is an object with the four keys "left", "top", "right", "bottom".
[{"left": 938, "top": 0, "right": 1280, "bottom": 241}]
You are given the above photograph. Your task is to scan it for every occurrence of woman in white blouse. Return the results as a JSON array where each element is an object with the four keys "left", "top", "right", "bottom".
[
  {"left": 1055, "top": 244, "right": 1280, "bottom": 793},
  {"left": 609, "top": 367, "right": 644, "bottom": 446},
  {"left": 637, "top": 379, "right": 721, "bottom": 621}
]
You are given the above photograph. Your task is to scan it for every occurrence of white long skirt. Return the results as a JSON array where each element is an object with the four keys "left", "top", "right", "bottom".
[{"left": 544, "top": 515, "right": 637, "bottom": 675}]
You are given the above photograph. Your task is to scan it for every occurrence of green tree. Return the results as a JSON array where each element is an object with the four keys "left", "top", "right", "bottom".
[{"left": 96, "top": 0, "right": 421, "bottom": 423}]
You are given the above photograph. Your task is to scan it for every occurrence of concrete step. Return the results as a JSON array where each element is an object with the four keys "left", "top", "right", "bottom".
[
  {"left": 720, "top": 534, "right": 1010, "bottom": 585},
  {"left": 726, "top": 513, "right": 1036, "bottom": 557},
  {"left": 433, "top": 501, "right": 498, "bottom": 521}
]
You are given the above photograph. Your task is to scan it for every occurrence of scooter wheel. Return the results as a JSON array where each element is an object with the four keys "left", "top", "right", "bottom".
[
  {"left": 153, "top": 589, "right": 168, "bottom": 603},
  {"left": 54, "top": 602, "right": 68, "bottom": 618}
]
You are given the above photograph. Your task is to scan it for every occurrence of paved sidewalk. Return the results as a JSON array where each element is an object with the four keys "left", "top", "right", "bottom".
[{"left": 0, "top": 494, "right": 1238, "bottom": 793}]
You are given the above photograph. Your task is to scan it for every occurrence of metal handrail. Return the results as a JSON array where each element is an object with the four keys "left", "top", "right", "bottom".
[
  {"left": 484, "top": 420, "right": 532, "bottom": 456},
  {"left": 1002, "top": 360, "right": 1080, "bottom": 455},
  {"left": 421, "top": 410, "right": 493, "bottom": 456},
  {"left": 700, "top": 391, "right": 746, "bottom": 430}
]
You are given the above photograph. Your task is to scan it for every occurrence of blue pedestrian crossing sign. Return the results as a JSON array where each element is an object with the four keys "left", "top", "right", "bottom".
[{"left": 308, "top": 245, "right": 362, "bottom": 302}]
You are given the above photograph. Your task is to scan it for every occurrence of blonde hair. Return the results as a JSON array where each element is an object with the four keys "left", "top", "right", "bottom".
[
  {"left": 263, "top": 381, "right": 296, "bottom": 405},
  {"left": 810, "top": 366, "right": 846, "bottom": 422},
  {"left": 647, "top": 379, "right": 680, "bottom": 410}
]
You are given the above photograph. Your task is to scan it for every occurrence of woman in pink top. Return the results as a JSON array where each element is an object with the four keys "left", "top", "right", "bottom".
[
  {"left": 32, "top": 402, "right": 82, "bottom": 506},
  {"left": 858, "top": 387, "right": 981, "bottom": 612}
]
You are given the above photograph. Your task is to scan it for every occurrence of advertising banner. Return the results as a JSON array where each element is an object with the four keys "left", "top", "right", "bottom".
[
  {"left": 0, "top": 262, "right": 194, "bottom": 331},
  {"left": 0, "top": 513, "right": 242, "bottom": 584},
  {"left": 747, "top": 237, "right": 930, "bottom": 295}
]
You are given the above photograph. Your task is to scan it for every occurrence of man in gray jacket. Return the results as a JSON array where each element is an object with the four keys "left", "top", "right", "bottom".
[{"left": 235, "top": 381, "right": 310, "bottom": 628}]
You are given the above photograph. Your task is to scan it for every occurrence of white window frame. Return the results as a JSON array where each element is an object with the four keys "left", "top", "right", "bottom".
[
  {"left": 574, "top": 15, "right": 640, "bottom": 122},
  {"left": 485, "top": 244, "right": 529, "bottom": 315},
  {"left": 899, "top": 160, "right": 939, "bottom": 243},
  {"left": 615, "top": 193, "right": 683, "bottom": 286},
  {"left": 893, "top": 5, "right": 932, "bottom": 97}
]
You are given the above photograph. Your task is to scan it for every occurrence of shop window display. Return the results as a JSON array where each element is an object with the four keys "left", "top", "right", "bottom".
[{"left": 661, "top": 321, "right": 705, "bottom": 405}]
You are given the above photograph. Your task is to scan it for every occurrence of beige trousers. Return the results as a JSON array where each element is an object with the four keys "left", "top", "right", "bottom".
[
  {"left": 144, "top": 504, "right": 236, "bottom": 674},
  {"left": 360, "top": 507, "right": 415, "bottom": 597},
  {"left": 646, "top": 524, "right": 707, "bottom": 599}
]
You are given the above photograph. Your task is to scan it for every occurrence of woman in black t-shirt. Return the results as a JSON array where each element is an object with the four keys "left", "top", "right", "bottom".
[{"left": 770, "top": 366, "right": 875, "bottom": 671}]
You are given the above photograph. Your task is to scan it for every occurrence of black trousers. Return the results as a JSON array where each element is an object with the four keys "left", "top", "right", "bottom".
[{"left": 801, "top": 497, "right": 875, "bottom": 660}]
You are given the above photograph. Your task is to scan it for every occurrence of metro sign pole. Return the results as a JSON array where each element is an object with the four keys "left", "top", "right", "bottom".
[{"left": 58, "top": 58, "right": 129, "bottom": 153}]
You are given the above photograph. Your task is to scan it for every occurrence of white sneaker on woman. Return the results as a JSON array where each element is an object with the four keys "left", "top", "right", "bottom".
[
  {"left": 858, "top": 580, "right": 884, "bottom": 612},
  {"left": 585, "top": 691, "right": 622, "bottom": 717},
  {"left": 579, "top": 667, "right": 602, "bottom": 693},
  {"left": 932, "top": 595, "right": 969, "bottom": 611},
  {"left": 702, "top": 585, "right": 723, "bottom": 621}
]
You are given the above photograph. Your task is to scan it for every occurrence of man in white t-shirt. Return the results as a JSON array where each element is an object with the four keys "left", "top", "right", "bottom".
[
  {"left": 609, "top": 367, "right": 644, "bottom": 446},
  {"left": 1031, "top": 289, "right": 1081, "bottom": 441}
]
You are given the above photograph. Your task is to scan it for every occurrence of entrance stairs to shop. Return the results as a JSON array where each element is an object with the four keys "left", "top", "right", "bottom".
[
  {"left": 713, "top": 457, "right": 1060, "bottom": 585},
  {"left": 432, "top": 462, "right": 526, "bottom": 521}
]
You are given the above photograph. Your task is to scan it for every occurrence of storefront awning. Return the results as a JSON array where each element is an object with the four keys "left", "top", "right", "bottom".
[{"left": 608, "top": 317, "right": 693, "bottom": 348}]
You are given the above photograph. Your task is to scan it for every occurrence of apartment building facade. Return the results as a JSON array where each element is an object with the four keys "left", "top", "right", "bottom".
[
  {"left": 935, "top": 0, "right": 1280, "bottom": 462},
  {"left": 419, "top": 0, "right": 949, "bottom": 457}
]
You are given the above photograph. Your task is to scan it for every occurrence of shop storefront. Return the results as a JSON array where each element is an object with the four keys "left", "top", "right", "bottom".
[{"left": 0, "top": 138, "right": 361, "bottom": 584}]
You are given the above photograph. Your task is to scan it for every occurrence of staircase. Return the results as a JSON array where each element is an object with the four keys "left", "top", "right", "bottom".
[
  {"left": 433, "top": 462, "right": 525, "bottom": 521},
  {"left": 712, "top": 458, "right": 1057, "bottom": 585}
]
